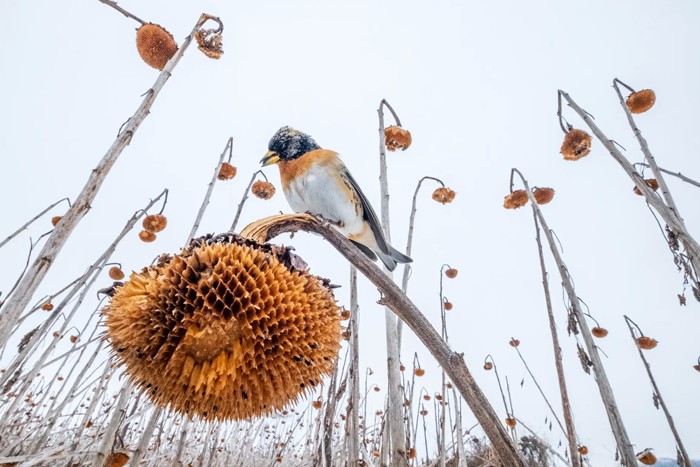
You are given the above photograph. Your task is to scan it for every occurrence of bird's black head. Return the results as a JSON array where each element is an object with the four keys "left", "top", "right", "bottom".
[{"left": 264, "top": 126, "right": 321, "bottom": 164}]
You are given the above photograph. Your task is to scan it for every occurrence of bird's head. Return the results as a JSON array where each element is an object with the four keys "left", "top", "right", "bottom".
[{"left": 261, "top": 126, "right": 321, "bottom": 166}]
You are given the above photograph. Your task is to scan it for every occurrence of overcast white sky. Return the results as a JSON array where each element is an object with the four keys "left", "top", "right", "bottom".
[{"left": 2, "top": 0, "right": 700, "bottom": 464}]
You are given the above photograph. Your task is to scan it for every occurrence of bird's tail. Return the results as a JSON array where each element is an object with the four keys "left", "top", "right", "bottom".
[{"left": 376, "top": 245, "right": 412, "bottom": 272}]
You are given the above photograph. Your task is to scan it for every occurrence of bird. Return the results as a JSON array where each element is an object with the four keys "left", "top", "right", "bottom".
[{"left": 260, "top": 126, "right": 412, "bottom": 271}]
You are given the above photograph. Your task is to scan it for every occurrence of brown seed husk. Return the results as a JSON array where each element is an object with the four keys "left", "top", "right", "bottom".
[
  {"left": 138, "top": 230, "right": 157, "bottom": 243},
  {"left": 636, "top": 336, "right": 658, "bottom": 350},
  {"left": 591, "top": 327, "right": 608, "bottom": 338},
  {"left": 104, "top": 234, "right": 341, "bottom": 421},
  {"left": 143, "top": 214, "right": 168, "bottom": 233},
  {"left": 432, "top": 187, "right": 456, "bottom": 204},
  {"left": 252, "top": 181, "right": 276, "bottom": 200},
  {"left": 503, "top": 190, "right": 529, "bottom": 209},
  {"left": 109, "top": 267, "right": 125, "bottom": 281},
  {"left": 533, "top": 187, "right": 555, "bottom": 205},
  {"left": 218, "top": 163, "right": 237, "bottom": 181},
  {"left": 633, "top": 178, "right": 660, "bottom": 196},
  {"left": 626, "top": 89, "right": 656, "bottom": 114},
  {"left": 560, "top": 129, "right": 592, "bottom": 161},
  {"left": 136, "top": 23, "right": 178, "bottom": 70},
  {"left": 384, "top": 126, "right": 412, "bottom": 151},
  {"left": 105, "top": 452, "right": 129, "bottom": 467}
]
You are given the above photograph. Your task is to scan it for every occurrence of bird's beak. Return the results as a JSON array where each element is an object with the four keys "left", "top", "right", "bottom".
[{"left": 260, "top": 151, "right": 281, "bottom": 166}]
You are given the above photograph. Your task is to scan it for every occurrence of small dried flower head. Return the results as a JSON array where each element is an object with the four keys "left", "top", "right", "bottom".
[
  {"left": 41, "top": 302, "right": 54, "bottom": 311},
  {"left": 443, "top": 301, "right": 453, "bottom": 311},
  {"left": 505, "top": 417, "right": 517, "bottom": 428},
  {"left": 375, "top": 410, "right": 383, "bottom": 416},
  {"left": 384, "top": 126, "right": 412, "bottom": 151},
  {"left": 446, "top": 382, "right": 452, "bottom": 389},
  {"left": 341, "top": 330, "right": 350, "bottom": 340},
  {"left": 51, "top": 216, "right": 62, "bottom": 226},
  {"left": 533, "top": 187, "right": 555, "bottom": 205},
  {"left": 633, "top": 178, "right": 660, "bottom": 196},
  {"left": 636, "top": 449, "right": 656, "bottom": 465},
  {"left": 444, "top": 268, "right": 458, "bottom": 279},
  {"left": 435, "top": 394, "right": 443, "bottom": 401},
  {"left": 503, "top": 190, "right": 529, "bottom": 209},
  {"left": 52, "top": 331, "right": 60, "bottom": 337},
  {"left": 483, "top": 362, "right": 493, "bottom": 371},
  {"left": 408, "top": 448, "right": 417, "bottom": 459},
  {"left": 312, "top": 400, "right": 322, "bottom": 410},
  {"left": 373, "top": 386, "right": 380, "bottom": 392},
  {"left": 636, "top": 336, "right": 658, "bottom": 350},
  {"left": 142, "top": 214, "right": 168, "bottom": 233},
  {"left": 626, "top": 89, "right": 656, "bottom": 114},
  {"left": 578, "top": 446, "right": 589, "bottom": 455},
  {"left": 252, "top": 180, "right": 276, "bottom": 200},
  {"left": 136, "top": 23, "right": 178, "bottom": 70},
  {"left": 138, "top": 230, "right": 157, "bottom": 243},
  {"left": 414, "top": 368, "right": 425, "bottom": 377},
  {"left": 509, "top": 338, "right": 520, "bottom": 347},
  {"left": 104, "top": 234, "right": 341, "bottom": 421},
  {"left": 70, "top": 335, "right": 79, "bottom": 344},
  {"left": 560, "top": 129, "right": 592, "bottom": 161},
  {"left": 340, "top": 309, "right": 350, "bottom": 320},
  {"left": 109, "top": 266, "right": 125, "bottom": 281},
  {"left": 423, "top": 394, "right": 431, "bottom": 401},
  {"left": 399, "top": 364, "right": 405, "bottom": 371},
  {"left": 591, "top": 327, "right": 608, "bottom": 338},
  {"left": 275, "top": 455, "right": 283, "bottom": 463},
  {"left": 218, "top": 162, "right": 237, "bottom": 181},
  {"left": 105, "top": 452, "right": 129, "bottom": 467},
  {"left": 432, "top": 187, "right": 456, "bottom": 204},
  {"left": 194, "top": 28, "right": 224, "bottom": 59},
  {"left": 419, "top": 409, "right": 428, "bottom": 416}
]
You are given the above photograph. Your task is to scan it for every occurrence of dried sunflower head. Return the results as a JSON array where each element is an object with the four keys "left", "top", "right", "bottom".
[
  {"left": 109, "top": 266, "right": 125, "bottom": 281},
  {"left": 503, "top": 190, "right": 529, "bottom": 209},
  {"left": 444, "top": 268, "right": 458, "bottom": 279},
  {"left": 591, "top": 327, "right": 608, "bottom": 338},
  {"left": 143, "top": 214, "right": 168, "bottom": 233},
  {"left": 51, "top": 216, "right": 62, "bottom": 226},
  {"left": 414, "top": 368, "right": 425, "bottom": 377},
  {"left": 483, "top": 362, "right": 493, "bottom": 371},
  {"left": 432, "top": 187, "right": 456, "bottom": 204},
  {"left": 560, "top": 129, "right": 592, "bottom": 161},
  {"left": 578, "top": 446, "right": 589, "bottom": 455},
  {"left": 443, "top": 301, "right": 453, "bottom": 311},
  {"left": 105, "top": 452, "right": 129, "bottom": 467},
  {"left": 218, "top": 162, "right": 237, "bottom": 181},
  {"left": 138, "top": 230, "right": 157, "bottom": 243},
  {"left": 194, "top": 28, "right": 224, "bottom": 60},
  {"left": 532, "top": 187, "right": 555, "bottom": 205},
  {"left": 104, "top": 234, "right": 342, "bottom": 421},
  {"left": 636, "top": 449, "right": 656, "bottom": 465},
  {"left": 384, "top": 126, "right": 412, "bottom": 151},
  {"left": 636, "top": 336, "right": 658, "bottom": 350},
  {"left": 505, "top": 417, "right": 517, "bottom": 428},
  {"left": 509, "top": 338, "right": 520, "bottom": 347},
  {"left": 136, "top": 23, "right": 178, "bottom": 70},
  {"left": 252, "top": 181, "right": 276, "bottom": 200},
  {"left": 626, "top": 89, "right": 656, "bottom": 114},
  {"left": 633, "top": 178, "right": 659, "bottom": 196},
  {"left": 41, "top": 302, "right": 54, "bottom": 311}
]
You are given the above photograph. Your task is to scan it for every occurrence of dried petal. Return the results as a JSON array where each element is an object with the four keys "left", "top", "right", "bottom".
[{"left": 432, "top": 187, "right": 456, "bottom": 204}]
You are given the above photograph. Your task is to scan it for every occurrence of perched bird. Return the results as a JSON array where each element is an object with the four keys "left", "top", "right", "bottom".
[{"left": 261, "top": 126, "right": 412, "bottom": 271}]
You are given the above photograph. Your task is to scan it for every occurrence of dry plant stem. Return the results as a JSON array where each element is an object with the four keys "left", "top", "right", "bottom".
[
  {"left": 0, "top": 13, "right": 219, "bottom": 351},
  {"left": 558, "top": 90, "right": 700, "bottom": 278},
  {"left": 187, "top": 137, "right": 233, "bottom": 243},
  {"left": 452, "top": 389, "right": 466, "bottom": 467},
  {"left": 346, "top": 266, "right": 361, "bottom": 466},
  {"left": 516, "top": 418, "right": 570, "bottom": 466},
  {"left": 398, "top": 176, "right": 445, "bottom": 349},
  {"left": 130, "top": 406, "right": 164, "bottom": 467},
  {"left": 95, "top": 384, "right": 131, "bottom": 466},
  {"left": 172, "top": 418, "right": 190, "bottom": 467},
  {"left": 438, "top": 266, "right": 450, "bottom": 467},
  {"left": 377, "top": 98, "right": 408, "bottom": 465},
  {"left": 512, "top": 169, "right": 636, "bottom": 466},
  {"left": 229, "top": 170, "right": 268, "bottom": 232},
  {"left": 97, "top": 0, "right": 146, "bottom": 24},
  {"left": 322, "top": 363, "right": 339, "bottom": 467},
  {"left": 623, "top": 316, "right": 691, "bottom": 467},
  {"left": 240, "top": 214, "right": 527, "bottom": 466},
  {"left": 531, "top": 209, "right": 581, "bottom": 467},
  {"left": 0, "top": 198, "right": 70, "bottom": 250},
  {"left": 633, "top": 163, "right": 700, "bottom": 189}
]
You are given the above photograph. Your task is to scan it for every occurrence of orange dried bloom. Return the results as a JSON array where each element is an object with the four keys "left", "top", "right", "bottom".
[
  {"left": 578, "top": 446, "right": 589, "bottom": 455},
  {"left": 142, "top": 214, "right": 167, "bottom": 233},
  {"left": 560, "top": 129, "right": 592, "bottom": 161},
  {"left": 70, "top": 335, "right": 79, "bottom": 344},
  {"left": 533, "top": 187, "right": 555, "bottom": 205},
  {"left": 312, "top": 400, "right": 323, "bottom": 410},
  {"left": 443, "top": 301, "right": 453, "bottom": 311},
  {"left": 136, "top": 23, "right": 178, "bottom": 70},
  {"left": 218, "top": 162, "right": 237, "bottom": 181},
  {"left": 505, "top": 417, "right": 517, "bottom": 428},
  {"left": 373, "top": 386, "right": 380, "bottom": 392},
  {"left": 105, "top": 452, "right": 129, "bottom": 467},
  {"left": 340, "top": 309, "right": 351, "bottom": 320},
  {"left": 109, "top": 267, "right": 125, "bottom": 281},
  {"left": 432, "top": 187, "right": 456, "bottom": 204},
  {"left": 375, "top": 410, "right": 383, "bottom": 416},
  {"left": 104, "top": 235, "right": 341, "bottom": 421},
  {"left": 509, "top": 338, "right": 520, "bottom": 347},
  {"left": 423, "top": 394, "right": 431, "bottom": 401},
  {"left": 399, "top": 364, "right": 405, "bottom": 371},
  {"left": 414, "top": 368, "right": 425, "bottom": 377},
  {"left": 194, "top": 28, "right": 224, "bottom": 60},
  {"left": 633, "top": 179, "right": 660, "bottom": 196},
  {"left": 626, "top": 89, "right": 656, "bottom": 114},
  {"left": 419, "top": 409, "right": 428, "bottom": 416},
  {"left": 341, "top": 330, "right": 350, "bottom": 340},
  {"left": 41, "top": 302, "right": 54, "bottom": 311},
  {"left": 483, "top": 362, "right": 493, "bottom": 371},
  {"left": 384, "top": 126, "right": 412, "bottom": 151},
  {"left": 444, "top": 268, "right": 458, "bottom": 279},
  {"left": 636, "top": 336, "right": 658, "bottom": 350},
  {"left": 138, "top": 230, "right": 157, "bottom": 243},
  {"left": 591, "top": 327, "right": 608, "bottom": 338},
  {"left": 52, "top": 331, "right": 60, "bottom": 337},
  {"left": 252, "top": 181, "right": 276, "bottom": 200},
  {"left": 408, "top": 448, "right": 417, "bottom": 459},
  {"left": 51, "top": 216, "right": 62, "bottom": 226},
  {"left": 636, "top": 449, "right": 656, "bottom": 465},
  {"left": 503, "top": 190, "right": 529, "bottom": 209}
]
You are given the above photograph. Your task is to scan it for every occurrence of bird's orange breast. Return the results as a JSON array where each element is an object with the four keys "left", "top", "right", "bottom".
[{"left": 278, "top": 149, "right": 340, "bottom": 192}]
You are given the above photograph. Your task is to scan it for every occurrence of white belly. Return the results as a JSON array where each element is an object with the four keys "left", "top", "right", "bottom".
[{"left": 284, "top": 164, "right": 364, "bottom": 237}]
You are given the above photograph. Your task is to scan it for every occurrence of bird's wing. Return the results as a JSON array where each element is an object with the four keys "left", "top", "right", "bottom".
[{"left": 340, "top": 167, "right": 390, "bottom": 255}]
